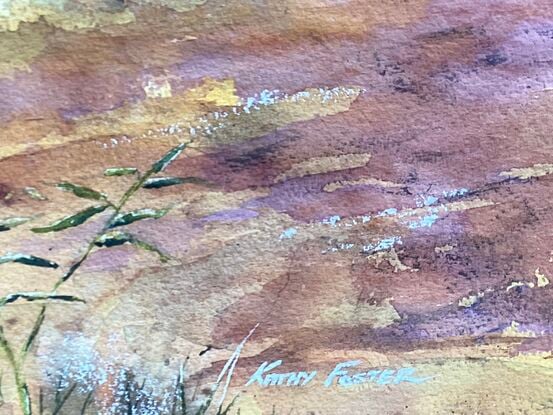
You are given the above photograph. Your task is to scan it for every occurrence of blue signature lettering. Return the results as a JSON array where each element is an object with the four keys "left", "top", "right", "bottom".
[{"left": 246, "top": 359, "right": 433, "bottom": 388}]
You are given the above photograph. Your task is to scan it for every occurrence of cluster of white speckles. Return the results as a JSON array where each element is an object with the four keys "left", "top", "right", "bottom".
[
  {"left": 100, "top": 369, "right": 175, "bottom": 415},
  {"left": 322, "top": 215, "right": 341, "bottom": 226},
  {"left": 40, "top": 332, "right": 106, "bottom": 393},
  {"left": 97, "top": 86, "right": 361, "bottom": 150},
  {"left": 100, "top": 135, "right": 133, "bottom": 149},
  {"left": 322, "top": 236, "right": 403, "bottom": 254},
  {"left": 38, "top": 333, "right": 183, "bottom": 414}
]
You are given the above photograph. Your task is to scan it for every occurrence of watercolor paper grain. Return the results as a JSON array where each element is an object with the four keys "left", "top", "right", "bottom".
[{"left": 0, "top": 0, "right": 552, "bottom": 414}]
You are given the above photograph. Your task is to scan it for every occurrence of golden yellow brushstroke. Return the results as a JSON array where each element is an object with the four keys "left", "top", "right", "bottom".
[
  {"left": 275, "top": 153, "right": 371, "bottom": 183},
  {"left": 184, "top": 78, "right": 240, "bottom": 106},
  {"left": 0, "top": 0, "right": 135, "bottom": 32},
  {"left": 0, "top": 23, "right": 46, "bottom": 77},
  {"left": 0, "top": 77, "right": 239, "bottom": 159},
  {"left": 500, "top": 163, "right": 553, "bottom": 179},
  {"left": 196, "top": 86, "right": 363, "bottom": 148},
  {"left": 0, "top": 83, "right": 361, "bottom": 161},
  {"left": 323, "top": 176, "right": 403, "bottom": 192}
]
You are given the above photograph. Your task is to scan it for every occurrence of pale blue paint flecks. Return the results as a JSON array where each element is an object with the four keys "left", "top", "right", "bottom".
[
  {"left": 322, "top": 215, "right": 341, "bottom": 227},
  {"left": 442, "top": 188, "right": 469, "bottom": 198},
  {"left": 423, "top": 195, "right": 438, "bottom": 206},
  {"left": 378, "top": 208, "right": 398, "bottom": 217},
  {"left": 408, "top": 214, "right": 439, "bottom": 229},
  {"left": 317, "top": 187, "right": 473, "bottom": 253},
  {"left": 363, "top": 236, "right": 402, "bottom": 253},
  {"left": 280, "top": 227, "right": 298, "bottom": 240}
]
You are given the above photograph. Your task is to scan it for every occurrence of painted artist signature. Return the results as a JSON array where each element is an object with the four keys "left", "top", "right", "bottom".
[{"left": 246, "top": 360, "right": 433, "bottom": 388}]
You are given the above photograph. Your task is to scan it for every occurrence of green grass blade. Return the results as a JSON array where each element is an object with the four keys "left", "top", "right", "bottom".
[
  {"left": 104, "top": 167, "right": 138, "bottom": 177},
  {"left": 143, "top": 177, "right": 186, "bottom": 189},
  {"left": 39, "top": 387, "right": 43, "bottom": 415},
  {"left": 20, "top": 383, "right": 31, "bottom": 415},
  {"left": 109, "top": 208, "right": 169, "bottom": 228},
  {"left": 95, "top": 231, "right": 171, "bottom": 262},
  {"left": 0, "top": 292, "right": 85, "bottom": 307},
  {"left": 94, "top": 230, "right": 132, "bottom": 247},
  {"left": 54, "top": 377, "right": 62, "bottom": 407},
  {"left": 0, "top": 217, "right": 31, "bottom": 232},
  {"left": 31, "top": 205, "right": 109, "bottom": 233},
  {"left": 56, "top": 182, "right": 107, "bottom": 201},
  {"left": 22, "top": 306, "right": 46, "bottom": 355},
  {"left": 0, "top": 253, "right": 58, "bottom": 269},
  {"left": 218, "top": 395, "right": 239, "bottom": 415},
  {"left": 142, "top": 177, "right": 212, "bottom": 189},
  {"left": 179, "top": 359, "right": 188, "bottom": 415},
  {"left": 151, "top": 143, "right": 186, "bottom": 173},
  {"left": 131, "top": 239, "right": 171, "bottom": 262},
  {"left": 0, "top": 372, "right": 4, "bottom": 406},
  {"left": 52, "top": 383, "right": 76, "bottom": 415},
  {"left": 80, "top": 390, "right": 94, "bottom": 414}
]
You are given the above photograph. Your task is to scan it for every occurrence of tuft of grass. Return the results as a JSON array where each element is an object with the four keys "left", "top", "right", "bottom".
[
  {"left": 39, "top": 324, "right": 258, "bottom": 414},
  {"left": 0, "top": 141, "right": 252, "bottom": 415},
  {"left": 0, "top": 143, "right": 202, "bottom": 415}
]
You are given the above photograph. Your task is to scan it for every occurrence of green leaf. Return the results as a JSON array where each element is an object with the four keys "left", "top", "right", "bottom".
[
  {"left": 109, "top": 208, "right": 169, "bottom": 228},
  {"left": 31, "top": 205, "right": 109, "bottom": 233},
  {"left": 143, "top": 176, "right": 212, "bottom": 189},
  {"left": 56, "top": 182, "right": 107, "bottom": 201},
  {"left": 0, "top": 253, "right": 58, "bottom": 269},
  {"left": 104, "top": 167, "right": 138, "bottom": 177},
  {"left": 95, "top": 230, "right": 171, "bottom": 262},
  {"left": 0, "top": 292, "right": 85, "bottom": 307},
  {"left": 94, "top": 230, "right": 132, "bottom": 247},
  {"left": 131, "top": 239, "right": 171, "bottom": 262},
  {"left": 151, "top": 143, "right": 186, "bottom": 173},
  {"left": 0, "top": 217, "right": 31, "bottom": 232}
]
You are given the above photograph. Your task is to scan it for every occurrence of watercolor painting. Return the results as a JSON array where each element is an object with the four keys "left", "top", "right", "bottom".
[{"left": 1, "top": 0, "right": 553, "bottom": 414}]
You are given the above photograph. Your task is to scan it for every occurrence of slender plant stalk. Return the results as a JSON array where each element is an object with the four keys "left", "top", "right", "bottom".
[
  {"left": 38, "top": 388, "right": 43, "bottom": 415},
  {"left": 0, "top": 142, "right": 189, "bottom": 414},
  {"left": 80, "top": 390, "right": 94, "bottom": 414},
  {"left": 51, "top": 383, "right": 76, "bottom": 415},
  {"left": 0, "top": 327, "right": 30, "bottom": 414}
]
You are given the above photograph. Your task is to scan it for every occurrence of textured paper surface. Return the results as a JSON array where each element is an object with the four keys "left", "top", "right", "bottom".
[{"left": 1, "top": 0, "right": 553, "bottom": 414}]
